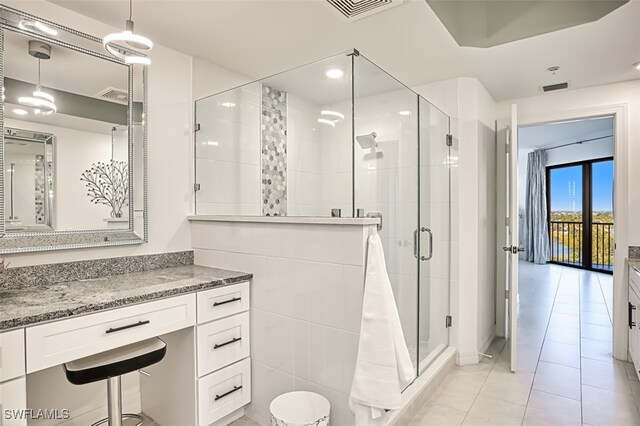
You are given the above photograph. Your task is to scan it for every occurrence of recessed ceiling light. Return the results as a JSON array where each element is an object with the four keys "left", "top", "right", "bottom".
[
  {"left": 398, "top": 110, "right": 412, "bottom": 116},
  {"left": 321, "top": 110, "right": 344, "bottom": 120},
  {"left": 317, "top": 118, "right": 336, "bottom": 127},
  {"left": 325, "top": 68, "right": 344, "bottom": 79},
  {"left": 12, "top": 109, "right": 28, "bottom": 116},
  {"left": 221, "top": 102, "right": 236, "bottom": 108},
  {"left": 633, "top": 61, "right": 640, "bottom": 70}
]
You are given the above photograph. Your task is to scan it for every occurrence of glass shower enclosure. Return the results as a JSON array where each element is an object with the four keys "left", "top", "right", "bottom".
[{"left": 194, "top": 50, "right": 452, "bottom": 376}]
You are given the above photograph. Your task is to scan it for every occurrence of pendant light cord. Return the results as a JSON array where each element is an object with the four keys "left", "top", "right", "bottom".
[
  {"left": 129, "top": 0, "right": 133, "bottom": 20},
  {"left": 37, "top": 59, "right": 41, "bottom": 91}
]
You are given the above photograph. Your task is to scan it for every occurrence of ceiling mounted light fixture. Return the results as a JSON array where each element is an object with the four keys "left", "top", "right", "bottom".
[
  {"left": 633, "top": 61, "right": 640, "bottom": 70},
  {"left": 325, "top": 68, "right": 344, "bottom": 79},
  {"left": 321, "top": 110, "right": 345, "bottom": 120},
  {"left": 103, "top": 0, "right": 152, "bottom": 65},
  {"left": 18, "top": 41, "right": 57, "bottom": 116},
  {"left": 18, "top": 20, "right": 58, "bottom": 36},
  {"left": 317, "top": 118, "right": 337, "bottom": 127}
]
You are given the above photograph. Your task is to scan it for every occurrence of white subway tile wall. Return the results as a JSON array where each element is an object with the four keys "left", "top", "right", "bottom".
[{"left": 192, "top": 221, "right": 371, "bottom": 425}]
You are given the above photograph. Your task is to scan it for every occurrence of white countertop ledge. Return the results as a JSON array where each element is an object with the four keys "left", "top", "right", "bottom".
[{"left": 187, "top": 215, "right": 380, "bottom": 226}]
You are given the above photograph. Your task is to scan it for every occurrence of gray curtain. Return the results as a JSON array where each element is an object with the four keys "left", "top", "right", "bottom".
[{"left": 523, "top": 149, "right": 550, "bottom": 264}]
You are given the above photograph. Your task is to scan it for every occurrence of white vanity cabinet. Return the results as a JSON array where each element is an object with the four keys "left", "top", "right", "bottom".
[
  {"left": 0, "top": 329, "right": 27, "bottom": 426},
  {"left": 196, "top": 282, "right": 251, "bottom": 425},
  {"left": 629, "top": 265, "right": 640, "bottom": 380},
  {"left": 1, "top": 281, "right": 251, "bottom": 426}
]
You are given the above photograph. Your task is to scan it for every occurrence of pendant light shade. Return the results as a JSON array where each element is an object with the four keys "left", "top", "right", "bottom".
[
  {"left": 103, "top": 0, "right": 152, "bottom": 65},
  {"left": 18, "top": 41, "right": 57, "bottom": 116}
]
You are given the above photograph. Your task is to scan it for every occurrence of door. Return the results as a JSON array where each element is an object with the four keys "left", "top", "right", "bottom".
[
  {"left": 417, "top": 96, "right": 451, "bottom": 373},
  {"left": 504, "top": 104, "right": 520, "bottom": 372}
]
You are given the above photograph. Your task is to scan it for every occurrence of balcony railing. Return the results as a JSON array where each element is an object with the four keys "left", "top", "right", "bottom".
[{"left": 549, "top": 221, "right": 614, "bottom": 271}]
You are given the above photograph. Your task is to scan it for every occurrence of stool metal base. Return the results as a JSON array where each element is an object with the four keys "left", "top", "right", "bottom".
[
  {"left": 90, "top": 376, "right": 144, "bottom": 426},
  {"left": 90, "top": 413, "right": 144, "bottom": 426}
]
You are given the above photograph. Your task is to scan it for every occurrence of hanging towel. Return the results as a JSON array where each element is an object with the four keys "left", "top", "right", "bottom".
[{"left": 349, "top": 229, "right": 416, "bottom": 425}]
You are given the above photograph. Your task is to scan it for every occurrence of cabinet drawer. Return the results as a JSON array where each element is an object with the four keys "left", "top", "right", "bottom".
[
  {"left": 197, "top": 358, "right": 251, "bottom": 426},
  {"left": 0, "top": 377, "right": 27, "bottom": 426},
  {"left": 26, "top": 294, "right": 196, "bottom": 373},
  {"left": 197, "top": 312, "right": 250, "bottom": 377},
  {"left": 630, "top": 266, "right": 640, "bottom": 295},
  {"left": 0, "top": 329, "right": 25, "bottom": 383},
  {"left": 197, "top": 282, "right": 249, "bottom": 324}
]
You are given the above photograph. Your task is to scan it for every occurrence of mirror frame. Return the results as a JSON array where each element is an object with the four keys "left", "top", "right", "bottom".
[{"left": 0, "top": 4, "right": 148, "bottom": 254}]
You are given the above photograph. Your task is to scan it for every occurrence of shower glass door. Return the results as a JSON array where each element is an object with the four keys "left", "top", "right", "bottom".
[
  {"left": 417, "top": 96, "right": 451, "bottom": 373},
  {"left": 353, "top": 55, "right": 420, "bottom": 373}
]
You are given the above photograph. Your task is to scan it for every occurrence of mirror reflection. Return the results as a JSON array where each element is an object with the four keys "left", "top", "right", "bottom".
[{"left": 3, "top": 29, "right": 133, "bottom": 232}]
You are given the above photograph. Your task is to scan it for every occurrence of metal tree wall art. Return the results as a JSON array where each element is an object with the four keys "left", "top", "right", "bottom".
[{"left": 80, "top": 160, "right": 129, "bottom": 218}]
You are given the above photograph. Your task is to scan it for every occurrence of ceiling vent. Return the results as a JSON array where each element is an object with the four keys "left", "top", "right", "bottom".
[
  {"left": 542, "top": 82, "right": 569, "bottom": 93},
  {"left": 327, "top": 0, "right": 403, "bottom": 20},
  {"left": 95, "top": 87, "right": 128, "bottom": 105}
]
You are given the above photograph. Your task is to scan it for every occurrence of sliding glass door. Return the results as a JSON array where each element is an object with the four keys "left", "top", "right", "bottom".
[{"left": 547, "top": 157, "right": 614, "bottom": 272}]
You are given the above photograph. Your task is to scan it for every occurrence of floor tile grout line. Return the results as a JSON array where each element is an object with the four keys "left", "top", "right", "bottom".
[
  {"left": 595, "top": 271, "right": 614, "bottom": 326},
  {"left": 458, "top": 340, "right": 505, "bottom": 425},
  {"left": 520, "top": 265, "right": 564, "bottom": 426}
]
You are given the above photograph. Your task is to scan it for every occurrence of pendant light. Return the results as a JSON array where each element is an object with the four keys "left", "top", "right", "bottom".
[
  {"left": 18, "top": 41, "right": 56, "bottom": 116},
  {"left": 103, "top": 0, "right": 152, "bottom": 65}
]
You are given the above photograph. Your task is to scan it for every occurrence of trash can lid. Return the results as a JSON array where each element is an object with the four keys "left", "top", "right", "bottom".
[{"left": 270, "top": 391, "right": 330, "bottom": 425}]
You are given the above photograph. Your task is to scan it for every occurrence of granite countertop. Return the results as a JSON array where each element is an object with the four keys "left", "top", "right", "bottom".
[{"left": 0, "top": 265, "right": 252, "bottom": 331}]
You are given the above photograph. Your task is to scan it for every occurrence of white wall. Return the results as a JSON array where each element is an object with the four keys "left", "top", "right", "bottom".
[
  {"left": 287, "top": 94, "right": 323, "bottom": 216},
  {"left": 413, "top": 77, "right": 497, "bottom": 365},
  {"left": 190, "top": 221, "right": 370, "bottom": 426},
  {"left": 194, "top": 83, "right": 262, "bottom": 215},
  {"left": 2, "top": 0, "right": 196, "bottom": 267}
]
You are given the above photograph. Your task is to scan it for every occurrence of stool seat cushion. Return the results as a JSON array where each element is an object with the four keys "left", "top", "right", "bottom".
[{"left": 64, "top": 337, "right": 166, "bottom": 385}]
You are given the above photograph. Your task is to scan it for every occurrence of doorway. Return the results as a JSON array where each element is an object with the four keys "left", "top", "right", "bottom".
[{"left": 546, "top": 156, "right": 614, "bottom": 273}]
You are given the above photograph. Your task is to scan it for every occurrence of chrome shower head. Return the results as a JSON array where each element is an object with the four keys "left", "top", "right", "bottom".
[{"left": 356, "top": 132, "right": 378, "bottom": 149}]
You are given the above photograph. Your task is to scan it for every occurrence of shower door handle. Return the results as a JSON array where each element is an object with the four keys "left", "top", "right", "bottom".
[{"left": 416, "top": 227, "right": 433, "bottom": 261}]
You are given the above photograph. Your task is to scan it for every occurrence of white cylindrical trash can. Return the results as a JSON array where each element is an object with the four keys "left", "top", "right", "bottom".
[{"left": 270, "top": 391, "right": 330, "bottom": 426}]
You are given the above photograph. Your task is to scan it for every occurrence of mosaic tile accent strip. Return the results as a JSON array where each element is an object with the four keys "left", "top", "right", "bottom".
[
  {"left": 0, "top": 250, "right": 194, "bottom": 290},
  {"left": 261, "top": 84, "right": 287, "bottom": 216},
  {"left": 34, "top": 155, "right": 45, "bottom": 224},
  {"left": 630, "top": 246, "right": 640, "bottom": 260}
]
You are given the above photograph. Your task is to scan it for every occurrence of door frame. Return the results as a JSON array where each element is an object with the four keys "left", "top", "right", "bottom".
[
  {"left": 515, "top": 104, "right": 628, "bottom": 361},
  {"left": 546, "top": 156, "right": 615, "bottom": 273}
]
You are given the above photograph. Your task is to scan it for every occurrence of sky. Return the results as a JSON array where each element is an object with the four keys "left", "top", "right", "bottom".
[{"left": 549, "top": 160, "right": 613, "bottom": 212}]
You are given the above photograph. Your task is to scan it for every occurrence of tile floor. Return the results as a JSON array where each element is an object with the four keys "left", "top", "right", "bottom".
[{"left": 408, "top": 262, "right": 640, "bottom": 426}]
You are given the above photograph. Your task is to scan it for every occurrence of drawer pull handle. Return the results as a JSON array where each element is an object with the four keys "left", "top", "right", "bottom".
[
  {"left": 214, "top": 337, "right": 241, "bottom": 350},
  {"left": 215, "top": 385, "right": 242, "bottom": 401},
  {"left": 106, "top": 320, "right": 150, "bottom": 334},
  {"left": 213, "top": 297, "right": 241, "bottom": 307}
]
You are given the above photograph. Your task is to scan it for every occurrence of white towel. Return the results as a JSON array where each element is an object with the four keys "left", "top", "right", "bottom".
[{"left": 349, "top": 229, "right": 416, "bottom": 425}]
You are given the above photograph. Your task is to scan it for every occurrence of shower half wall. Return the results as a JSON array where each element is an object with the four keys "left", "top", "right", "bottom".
[{"left": 192, "top": 50, "right": 456, "bottom": 424}]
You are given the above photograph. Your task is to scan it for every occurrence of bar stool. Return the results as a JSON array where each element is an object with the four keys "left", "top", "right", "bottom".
[{"left": 63, "top": 337, "right": 166, "bottom": 426}]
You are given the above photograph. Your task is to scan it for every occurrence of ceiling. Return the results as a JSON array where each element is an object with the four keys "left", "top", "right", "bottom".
[
  {"left": 519, "top": 116, "right": 614, "bottom": 151},
  {"left": 48, "top": 0, "right": 640, "bottom": 101}
]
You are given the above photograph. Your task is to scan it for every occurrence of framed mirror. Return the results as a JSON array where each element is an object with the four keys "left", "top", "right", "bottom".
[{"left": 0, "top": 4, "right": 147, "bottom": 253}]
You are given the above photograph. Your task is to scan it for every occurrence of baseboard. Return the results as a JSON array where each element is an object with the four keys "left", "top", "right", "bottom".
[
  {"left": 457, "top": 350, "right": 480, "bottom": 365},
  {"left": 479, "top": 332, "right": 496, "bottom": 356}
]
